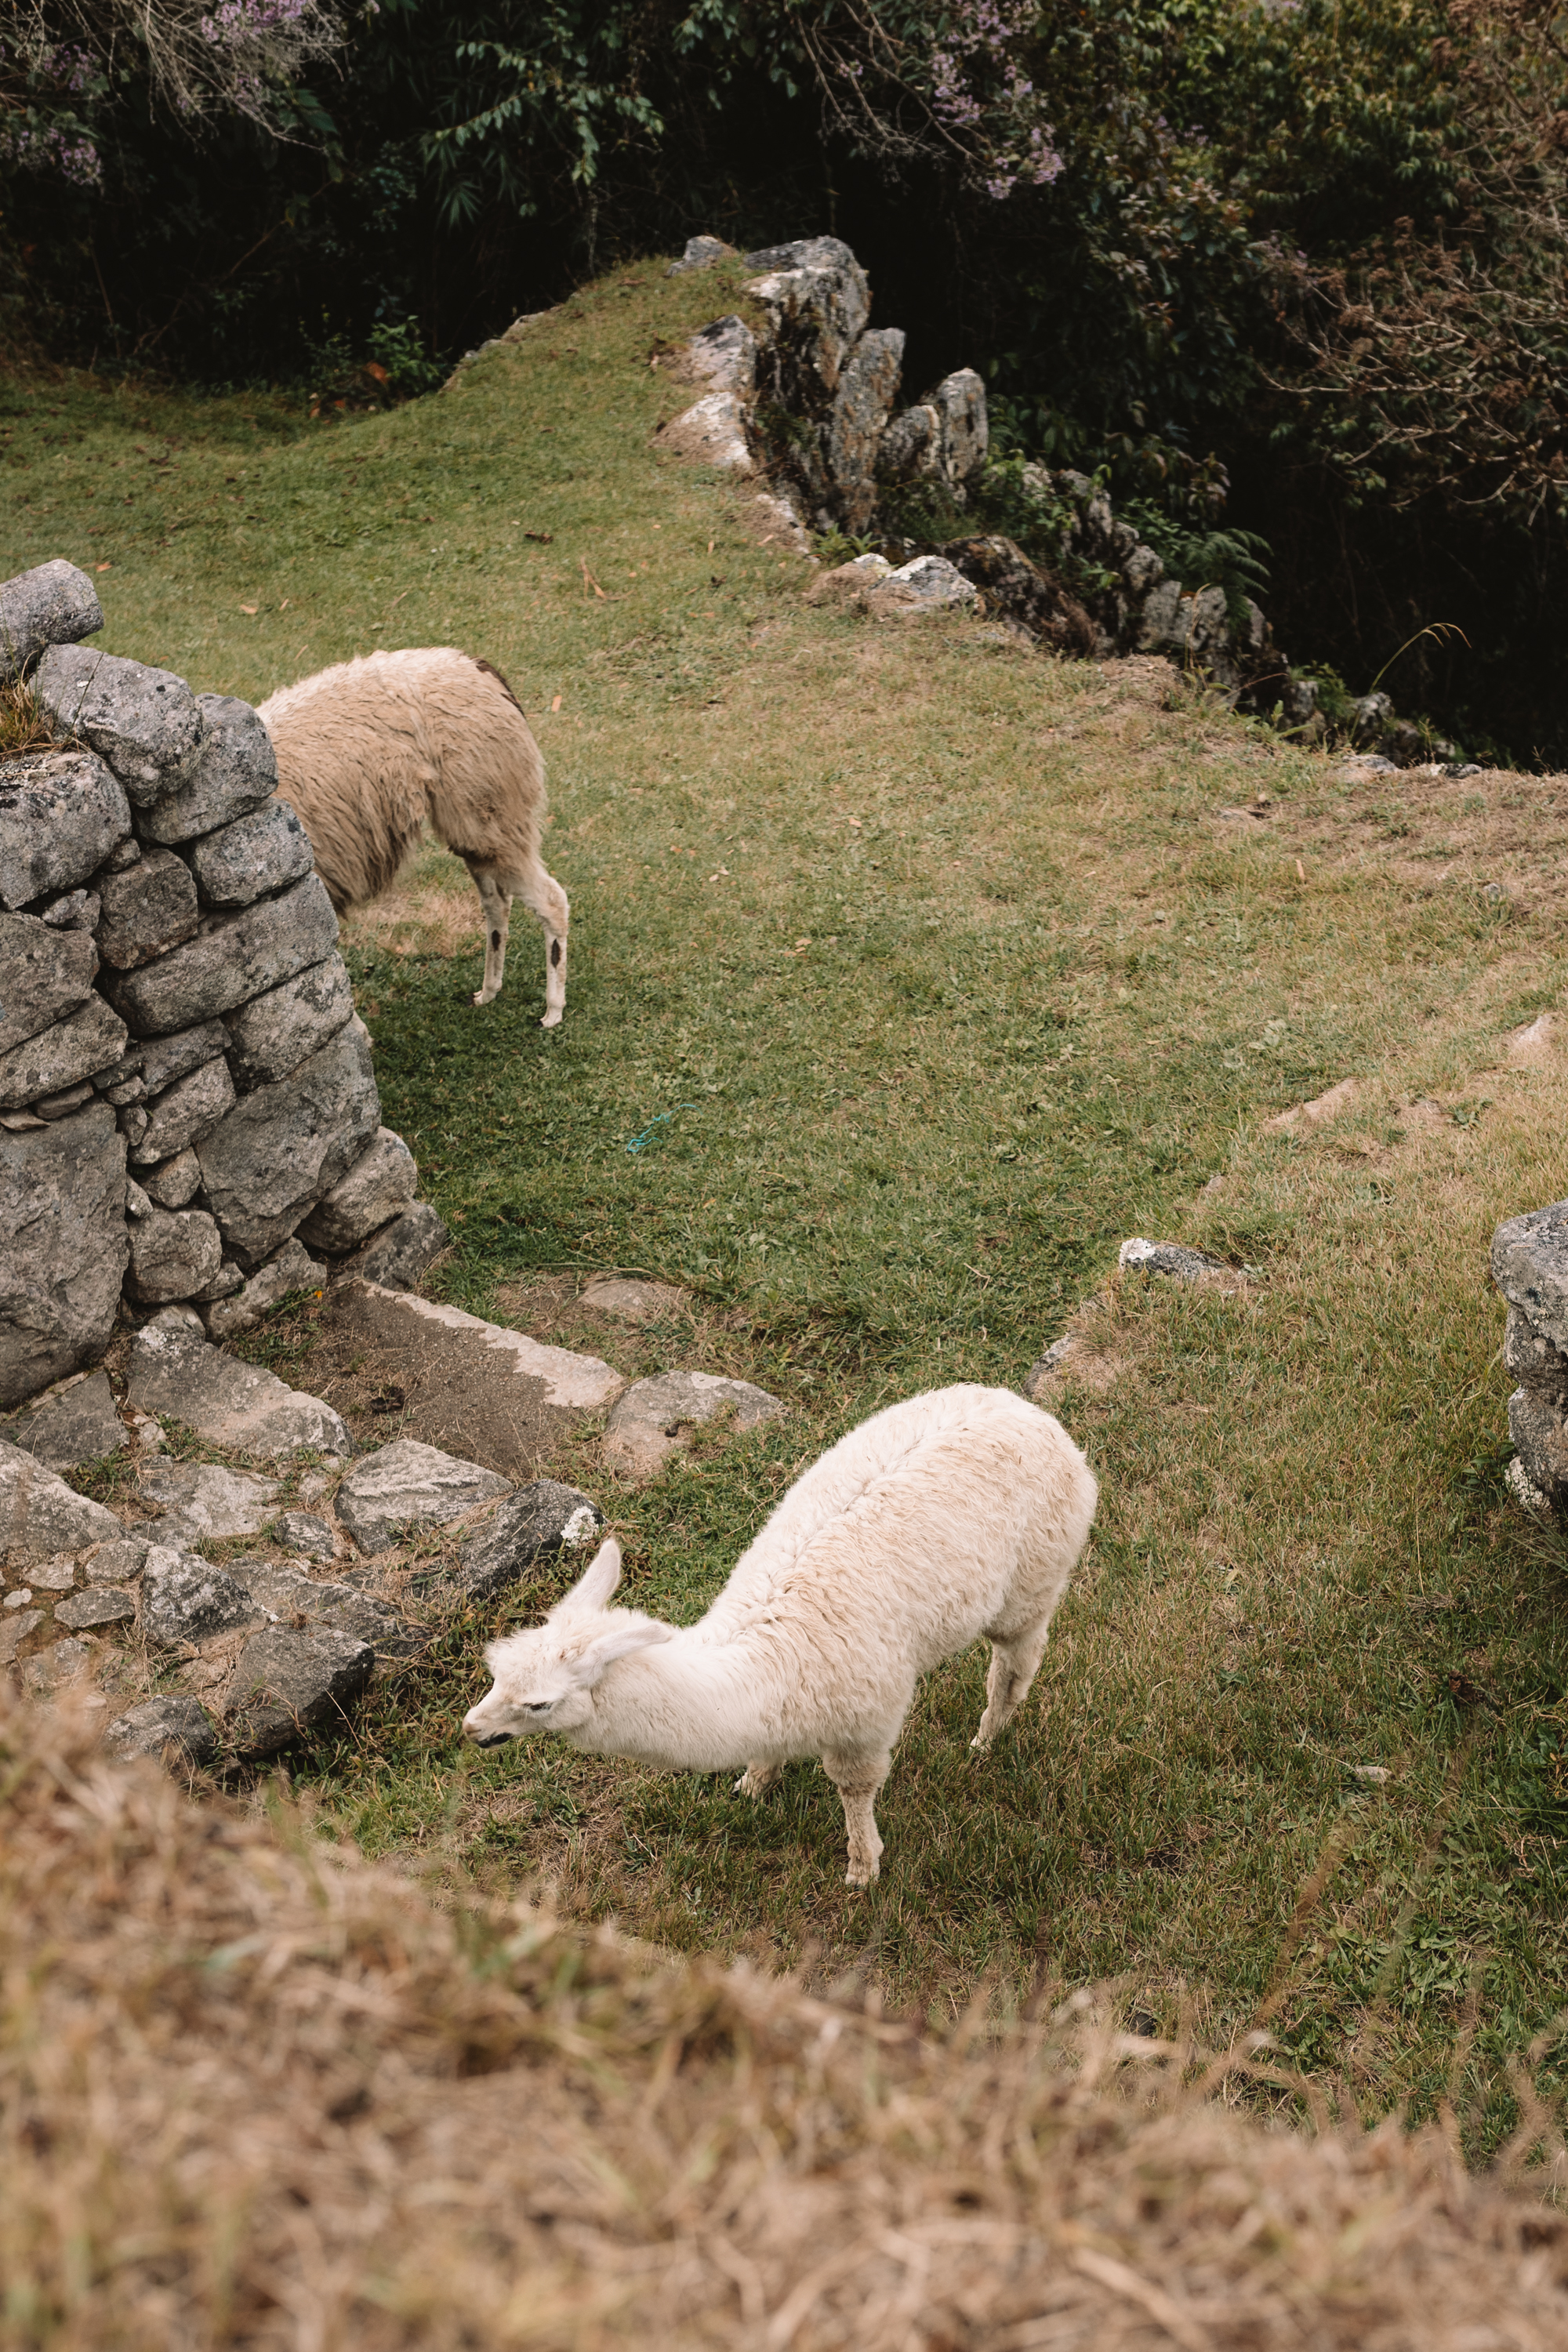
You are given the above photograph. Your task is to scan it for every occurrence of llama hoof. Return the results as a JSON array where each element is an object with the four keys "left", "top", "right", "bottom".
[
  {"left": 472, "top": 987, "right": 498, "bottom": 1007},
  {"left": 970, "top": 1733, "right": 993, "bottom": 1754},
  {"left": 735, "top": 1766, "right": 775, "bottom": 1798},
  {"left": 844, "top": 1860, "right": 880, "bottom": 1889},
  {"left": 540, "top": 1008, "right": 563, "bottom": 1029}
]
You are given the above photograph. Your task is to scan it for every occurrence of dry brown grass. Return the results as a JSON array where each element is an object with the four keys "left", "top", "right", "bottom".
[
  {"left": 5, "top": 1683, "right": 1568, "bottom": 2352},
  {"left": 0, "top": 674, "right": 66, "bottom": 766}
]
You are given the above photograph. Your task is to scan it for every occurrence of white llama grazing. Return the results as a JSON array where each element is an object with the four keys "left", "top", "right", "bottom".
[
  {"left": 258, "top": 647, "right": 569, "bottom": 1024},
  {"left": 463, "top": 1384, "right": 1098, "bottom": 1885}
]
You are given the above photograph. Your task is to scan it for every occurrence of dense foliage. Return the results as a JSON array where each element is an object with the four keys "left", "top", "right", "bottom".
[{"left": 4, "top": 0, "right": 1568, "bottom": 758}]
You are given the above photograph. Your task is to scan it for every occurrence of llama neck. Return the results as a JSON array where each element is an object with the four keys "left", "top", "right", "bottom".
[{"left": 571, "top": 1631, "right": 779, "bottom": 1773}]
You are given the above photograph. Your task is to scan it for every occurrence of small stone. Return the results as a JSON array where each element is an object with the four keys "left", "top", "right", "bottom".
[
  {"left": 666, "top": 234, "right": 733, "bottom": 275},
  {"left": 274, "top": 1508, "right": 336, "bottom": 1559},
  {"left": 137, "top": 1460, "right": 281, "bottom": 1541},
  {"left": 455, "top": 1480, "right": 604, "bottom": 1601},
  {"left": 56, "top": 1584, "right": 136, "bottom": 1631},
  {"left": 877, "top": 404, "right": 940, "bottom": 484},
  {"left": 297, "top": 1127, "right": 417, "bottom": 1253},
  {"left": 129, "top": 1055, "right": 236, "bottom": 1165},
  {"left": 3, "top": 1584, "right": 31, "bottom": 1607},
  {"left": 125, "top": 1204, "right": 224, "bottom": 1305},
  {"left": 222, "top": 953, "right": 354, "bottom": 1091},
  {"left": 659, "top": 391, "right": 753, "bottom": 473},
  {"left": 24, "top": 1636, "right": 95, "bottom": 1693},
  {"left": 201, "top": 1236, "right": 325, "bottom": 1341},
  {"left": 337, "top": 1202, "right": 450, "bottom": 1290},
  {"left": 0, "top": 1438, "right": 122, "bottom": 1556},
  {"left": 141, "top": 1550, "right": 271, "bottom": 1648},
  {"left": 40, "top": 888, "right": 98, "bottom": 931},
  {"left": 140, "top": 1147, "right": 201, "bottom": 1209},
  {"left": 85, "top": 1536, "right": 151, "bottom": 1584},
  {"left": 105, "top": 1077, "right": 147, "bottom": 1108},
  {"left": 335, "top": 1438, "right": 512, "bottom": 1555},
  {"left": 100, "top": 837, "right": 141, "bottom": 873},
  {"left": 0, "top": 558, "right": 103, "bottom": 681},
  {"left": 194, "top": 1261, "right": 244, "bottom": 1302},
  {"left": 1021, "top": 1336, "right": 1076, "bottom": 1399},
  {"left": 187, "top": 797, "right": 314, "bottom": 909},
  {"left": 602, "top": 1369, "right": 784, "bottom": 1481},
  {"left": 1349, "top": 1764, "right": 1390, "bottom": 1784},
  {"left": 229, "top": 1625, "right": 374, "bottom": 1755},
  {"left": 868, "top": 555, "right": 981, "bottom": 615},
  {"left": 104, "top": 1694, "right": 218, "bottom": 1767},
  {"left": 29, "top": 1552, "right": 78, "bottom": 1591},
  {"left": 126, "top": 1308, "right": 353, "bottom": 1461},
  {"left": 34, "top": 1081, "right": 97, "bottom": 1120},
  {"left": 93, "top": 844, "right": 200, "bottom": 971},
  {"left": 0, "top": 910, "right": 98, "bottom": 1055},
  {"left": 134, "top": 692, "right": 278, "bottom": 845},
  {"left": 4, "top": 1369, "right": 125, "bottom": 1472},
  {"left": 196, "top": 1021, "right": 380, "bottom": 1267},
  {"left": 100, "top": 873, "right": 339, "bottom": 1038},
  {"left": 930, "top": 368, "right": 988, "bottom": 485},
  {"left": 1118, "top": 1238, "right": 1229, "bottom": 1281},
  {"left": 0, "top": 1607, "right": 42, "bottom": 1661},
  {"left": 0, "top": 750, "right": 131, "bottom": 911},
  {"left": 579, "top": 1276, "right": 691, "bottom": 1324},
  {"left": 34, "top": 643, "right": 204, "bottom": 804},
  {"left": 0, "top": 1100, "right": 129, "bottom": 1408},
  {"left": 118, "top": 1105, "right": 149, "bottom": 1145},
  {"left": 0, "top": 992, "right": 129, "bottom": 1110}
]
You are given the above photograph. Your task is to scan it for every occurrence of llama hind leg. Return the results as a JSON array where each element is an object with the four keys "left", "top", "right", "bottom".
[
  {"left": 972, "top": 1620, "right": 1054, "bottom": 1753},
  {"left": 822, "top": 1748, "right": 891, "bottom": 1888},
  {"left": 469, "top": 868, "right": 512, "bottom": 1007},
  {"left": 735, "top": 1760, "right": 782, "bottom": 1798},
  {"left": 476, "top": 855, "right": 568, "bottom": 1025}
]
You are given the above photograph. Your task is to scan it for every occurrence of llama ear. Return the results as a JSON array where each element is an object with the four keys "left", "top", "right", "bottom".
[
  {"left": 570, "top": 1617, "right": 673, "bottom": 1686},
  {"left": 554, "top": 1537, "right": 622, "bottom": 1617}
]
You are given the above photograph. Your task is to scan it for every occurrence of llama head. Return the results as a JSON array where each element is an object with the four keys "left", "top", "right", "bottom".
[{"left": 462, "top": 1537, "right": 673, "bottom": 1745}]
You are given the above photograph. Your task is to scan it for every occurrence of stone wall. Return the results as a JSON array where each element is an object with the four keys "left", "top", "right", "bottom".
[
  {"left": 1492, "top": 1203, "right": 1568, "bottom": 1519},
  {"left": 0, "top": 561, "right": 444, "bottom": 1410}
]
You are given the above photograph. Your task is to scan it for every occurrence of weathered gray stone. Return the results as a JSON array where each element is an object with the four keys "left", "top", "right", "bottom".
[
  {"left": 456, "top": 1480, "right": 604, "bottom": 1601},
  {"left": 134, "top": 692, "right": 278, "bottom": 844},
  {"left": 602, "top": 1369, "right": 785, "bottom": 1481},
  {"left": 1493, "top": 1202, "right": 1568, "bottom": 1358},
  {"left": 745, "top": 238, "right": 871, "bottom": 401},
  {"left": 659, "top": 391, "right": 753, "bottom": 473},
  {"left": 0, "top": 1607, "right": 43, "bottom": 1661},
  {"left": 877, "top": 403, "right": 940, "bottom": 484},
  {"left": 194, "top": 1260, "right": 244, "bottom": 1304},
  {"left": 1118, "top": 1237, "right": 1229, "bottom": 1280},
  {"left": 141, "top": 1549, "right": 270, "bottom": 1649},
  {"left": 297, "top": 1127, "right": 417, "bottom": 1253},
  {"left": 4, "top": 1370, "right": 124, "bottom": 1471},
  {"left": 930, "top": 368, "right": 988, "bottom": 485},
  {"left": 229, "top": 1624, "right": 374, "bottom": 1754},
  {"left": 126, "top": 1308, "right": 353, "bottom": 1461},
  {"left": 0, "top": 913, "right": 97, "bottom": 1054},
  {"left": 867, "top": 555, "right": 981, "bottom": 615},
  {"left": 1504, "top": 1302, "right": 1568, "bottom": 1389},
  {"left": 139, "top": 1020, "right": 229, "bottom": 1098},
  {"left": 137, "top": 1460, "right": 280, "bottom": 1541},
  {"left": 804, "top": 552, "right": 894, "bottom": 607},
  {"left": 93, "top": 845, "right": 199, "bottom": 970},
  {"left": 0, "top": 558, "right": 103, "bottom": 681},
  {"left": 41, "top": 887, "right": 99, "bottom": 931},
  {"left": 100, "top": 874, "right": 339, "bottom": 1038},
  {"left": 1022, "top": 1337, "right": 1077, "bottom": 1401},
  {"left": 34, "top": 644, "right": 203, "bottom": 804},
  {"left": 338, "top": 1202, "right": 451, "bottom": 1290},
  {"left": 187, "top": 797, "right": 314, "bottom": 909},
  {"left": 201, "top": 1236, "right": 324, "bottom": 1341},
  {"left": 685, "top": 314, "right": 756, "bottom": 395},
  {"left": 0, "top": 1102, "right": 129, "bottom": 1407},
  {"left": 579, "top": 1276, "right": 691, "bottom": 1324},
  {"left": 23, "top": 1637, "right": 96, "bottom": 1693},
  {"left": 104, "top": 1694, "right": 218, "bottom": 1767},
  {"left": 825, "top": 328, "right": 906, "bottom": 533},
  {"left": 85, "top": 1536, "right": 151, "bottom": 1584},
  {"left": 56, "top": 1584, "right": 136, "bottom": 1631},
  {"left": 667, "top": 234, "right": 733, "bottom": 276},
  {"left": 0, "top": 993, "right": 129, "bottom": 1110},
  {"left": 28, "top": 1551, "right": 78, "bottom": 1591},
  {"left": 0, "top": 1436, "right": 122, "bottom": 1556},
  {"left": 129, "top": 1056, "right": 235, "bottom": 1165},
  {"left": 0, "top": 750, "right": 132, "bottom": 909},
  {"left": 196, "top": 1022, "right": 380, "bottom": 1267},
  {"left": 230, "top": 1558, "right": 419, "bottom": 1655},
  {"left": 140, "top": 1147, "right": 201, "bottom": 1209},
  {"left": 336, "top": 1439, "right": 511, "bottom": 1554},
  {"left": 1508, "top": 1385, "right": 1568, "bottom": 1504},
  {"left": 222, "top": 953, "right": 354, "bottom": 1091},
  {"left": 275, "top": 1508, "right": 335, "bottom": 1559},
  {"left": 125, "top": 1205, "right": 223, "bottom": 1305}
]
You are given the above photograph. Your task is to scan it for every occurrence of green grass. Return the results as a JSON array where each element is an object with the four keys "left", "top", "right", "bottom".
[{"left": 7, "top": 265, "right": 1568, "bottom": 2147}]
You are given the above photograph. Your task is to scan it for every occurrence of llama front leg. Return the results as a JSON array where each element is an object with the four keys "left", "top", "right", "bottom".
[
  {"left": 470, "top": 868, "right": 512, "bottom": 1007},
  {"left": 822, "top": 1749, "right": 891, "bottom": 1888},
  {"left": 972, "top": 1621, "right": 1053, "bottom": 1752},
  {"left": 735, "top": 1760, "right": 783, "bottom": 1798}
]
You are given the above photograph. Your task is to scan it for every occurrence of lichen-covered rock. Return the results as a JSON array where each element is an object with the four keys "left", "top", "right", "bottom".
[
  {"left": 141, "top": 1548, "right": 270, "bottom": 1649},
  {"left": 100, "top": 874, "right": 339, "bottom": 1039},
  {"left": 33, "top": 644, "right": 203, "bottom": 804},
  {"left": 187, "top": 798, "right": 314, "bottom": 909},
  {"left": 297, "top": 1127, "right": 417, "bottom": 1254},
  {"left": 0, "top": 913, "right": 99, "bottom": 1057},
  {"left": 1493, "top": 1200, "right": 1568, "bottom": 1356},
  {"left": 133, "top": 691, "right": 278, "bottom": 845},
  {"left": 129, "top": 1056, "right": 235, "bottom": 1167},
  {"left": 0, "top": 1435, "right": 122, "bottom": 1554},
  {"left": 930, "top": 368, "right": 988, "bottom": 485},
  {"left": 684, "top": 314, "right": 756, "bottom": 394},
  {"left": 866, "top": 556, "right": 981, "bottom": 615},
  {"left": 127, "top": 1306, "right": 351, "bottom": 1458},
  {"left": 195, "top": 1022, "right": 379, "bottom": 1267},
  {"left": 222, "top": 954, "right": 354, "bottom": 1091},
  {"left": 745, "top": 237, "right": 871, "bottom": 404},
  {"left": 337, "top": 1202, "right": 450, "bottom": 1290},
  {"left": 228, "top": 1625, "right": 375, "bottom": 1755},
  {"left": 93, "top": 845, "right": 200, "bottom": 971},
  {"left": 137, "top": 1459, "right": 280, "bottom": 1541},
  {"left": 336, "top": 1439, "right": 511, "bottom": 1554},
  {"left": 666, "top": 234, "right": 733, "bottom": 276},
  {"left": 125, "top": 1205, "right": 224, "bottom": 1305},
  {"left": 877, "top": 403, "right": 939, "bottom": 484},
  {"left": 56, "top": 1584, "right": 136, "bottom": 1631},
  {"left": 274, "top": 1508, "right": 335, "bottom": 1559},
  {"left": 201, "top": 1236, "right": 324, "bottom": 1341},
  {"left": 0, "top": 750, "right": 132, "bottom": 910},
  {"left": 104, "top": 1694, "right": 218, "bottom": 1767},
  {"left": 938, "top": 535, "right": 1098, "bottom": 655},
  {"left": 804, "top": 552, "right": 894, "bottom": 606},
  {"left": 824, "top": 328, "right": 906, "bottom": 533},
  {"left": 0, "top": 993, "right": 129, "bottom": 1111},
  {"left": 603, "top": 1369, "right": 784, "bottom": 1481},
  {"left": 139, "top": 1019, "right": 230, "bottom": 1098},
  {"left": 0, "top": 1102, "right": 129, "bottom": 1406},
  {"left": 0, "top": 559, "right": 103, "bottom": 681},
  {"left": 659, "top": 391, "right": 753, "bottom": 472},
  {"left": 4, "top": 1369, "right": 125, "bottom": 1471},
  {"left": 1119, "top": 1238, "right": 1229, "bottom": 1280},
  {"left": 230, "top": 1558, "right": 418, "bottom": 1655}
]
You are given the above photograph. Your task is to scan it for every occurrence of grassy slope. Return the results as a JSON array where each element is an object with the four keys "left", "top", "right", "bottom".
[{"left": 5, "top": 264, "right": 1568, "bottom": 2143}]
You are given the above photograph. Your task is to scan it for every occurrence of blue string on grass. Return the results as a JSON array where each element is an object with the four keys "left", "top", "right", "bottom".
[{"left": 626, "top": 1105, "right": 696, "bottom": 1155}]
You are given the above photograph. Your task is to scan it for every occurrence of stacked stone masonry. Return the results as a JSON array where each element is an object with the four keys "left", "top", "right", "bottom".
[
  {"left": 1491, "top": 1202, "right": 1568, "bottom": 1518},
  {"left": 0, "top": 561, "right": 441, "bottom": 1408}
]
